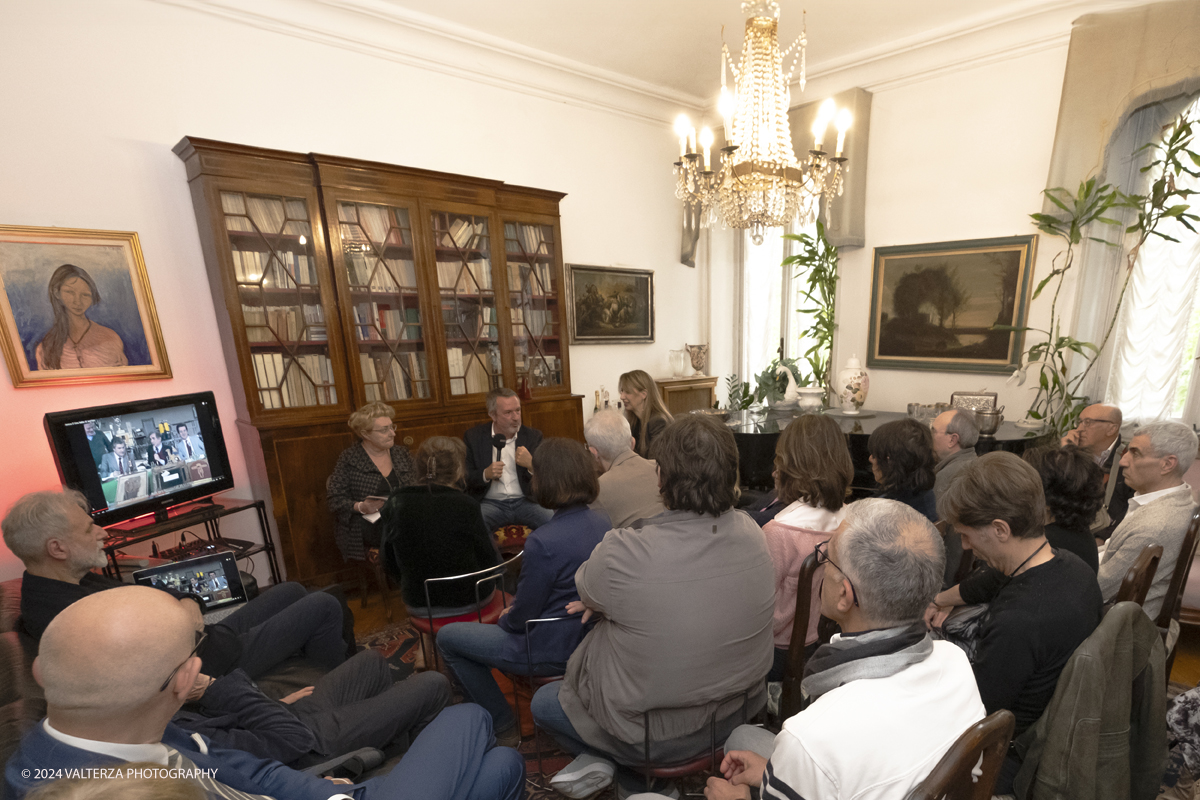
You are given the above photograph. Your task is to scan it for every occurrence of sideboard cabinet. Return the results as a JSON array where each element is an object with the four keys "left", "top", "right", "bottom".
[{"left": 175, "top": 138, "right": 583, "bottom": 586}]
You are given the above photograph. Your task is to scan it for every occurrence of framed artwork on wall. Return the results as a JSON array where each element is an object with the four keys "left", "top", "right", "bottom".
[
  {"left": 0, "top": 225, "right": 171, "bottom": 388},
  {"left": 565, "top": 264, "right": 655, "bottom": 344},
  {"left": 867, "top": 235, "right": 1038, "bottom": 374}
]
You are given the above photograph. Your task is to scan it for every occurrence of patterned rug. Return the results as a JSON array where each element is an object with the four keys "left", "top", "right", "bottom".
[{"left": 354, "top": 619, "right": 716, "bottom": 799}]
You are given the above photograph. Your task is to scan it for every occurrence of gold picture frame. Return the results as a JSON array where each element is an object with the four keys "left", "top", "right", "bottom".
[{"left": 0, "top": 225, "right": 171, "bottom": 387}]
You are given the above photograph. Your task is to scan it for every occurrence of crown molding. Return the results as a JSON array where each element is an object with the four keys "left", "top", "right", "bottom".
[{"left": 151, "top": 0, "right": 709, "bottom": 125}]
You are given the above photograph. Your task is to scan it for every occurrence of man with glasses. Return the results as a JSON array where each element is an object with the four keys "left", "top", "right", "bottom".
[
  {"left": 6, "top": 586, "right": 524, "bottom": 800},
  {"left": 701, "top": 499, "right": 985, "bottom": 800},
  {"left": 1061, "top": 403, "right": 1133, "bottom": 537}
]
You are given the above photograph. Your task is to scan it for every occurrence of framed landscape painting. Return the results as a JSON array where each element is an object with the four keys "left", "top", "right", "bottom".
[
  {"left": 566, "top": 264, "right": 654, "bottom": 344},
  {"left": 0, "top": 225, "right": 171, "bottom": 388},
  {"left": 867, "top": 235, "right": 1037, "bottom": 373}
]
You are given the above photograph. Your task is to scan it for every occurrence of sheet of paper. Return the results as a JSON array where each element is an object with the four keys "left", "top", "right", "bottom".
[{"left": 363, "top": 511, "right": 381, "bottom": 523}]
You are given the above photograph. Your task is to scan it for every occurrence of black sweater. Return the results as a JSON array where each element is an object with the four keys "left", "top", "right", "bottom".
[
  {"left": 378, "top": 485, "right": 501, "bottom": 609},
  {"left": 969, "top": 551, "right": 1102, "bottom": 736}
]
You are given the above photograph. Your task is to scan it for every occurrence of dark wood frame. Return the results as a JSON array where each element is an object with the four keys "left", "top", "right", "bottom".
[
  {"left": 174, "top": 138, "right": 583, "bottom": 587},
  {"left": 867, "top": 235, "right": 1037, "bottom": 374},
  {"left": 565, "top": 264, "right": 655, "bottom": 344}
]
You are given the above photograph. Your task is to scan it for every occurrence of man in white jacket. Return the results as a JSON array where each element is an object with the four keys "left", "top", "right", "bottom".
[{"left": 704, "top": 499, "right": 986, "bottom": 800}]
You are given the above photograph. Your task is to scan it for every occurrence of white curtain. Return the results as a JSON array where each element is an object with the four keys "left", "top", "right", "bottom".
[
  {"left": 741, "top": 230, "right": 786, "bottom": 379},
  {"left": 1107, "top": 100, "right": 1200, "bottom": 421}
]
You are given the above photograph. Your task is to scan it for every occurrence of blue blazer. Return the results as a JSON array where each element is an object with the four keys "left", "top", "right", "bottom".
[
  {"left": 6, "top": 721, "right": 344, "bottom": 800},
  {"left": 496, "top": 505, "right": 610, "bottom": 664}
]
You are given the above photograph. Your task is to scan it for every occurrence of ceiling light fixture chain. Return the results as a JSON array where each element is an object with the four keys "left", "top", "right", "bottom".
[{"left": 672, "top": 2, "right": 850, "bottom": 245}]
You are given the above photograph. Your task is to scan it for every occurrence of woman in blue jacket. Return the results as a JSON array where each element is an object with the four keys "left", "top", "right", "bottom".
[{"left": 437, "top": 437, "right": 610, "bottom": 746}]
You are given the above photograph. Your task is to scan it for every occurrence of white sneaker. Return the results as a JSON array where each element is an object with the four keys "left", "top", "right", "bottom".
[{"left": 549, "top": 754, "right": 616, "bottom": 799}]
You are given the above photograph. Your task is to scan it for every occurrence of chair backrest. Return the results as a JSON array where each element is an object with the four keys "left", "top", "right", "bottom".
[
  {"left": 641, "top": 688, "right": 752, "bottom": 786},
  {"left": 781, "top": 550, "right": 821, "bottom": 720},
  {"left": 903, "top": 710, "right": 1016, "bottom": 800},
  {"left": 1155, "top": 507, "right": 1200, "bottom": 630},
  {"left": 423, "top": 551, "right": 521, "bottom": 618},
  {"left": 1116, "top": 545, "right": 1163, "bottom": 607}
]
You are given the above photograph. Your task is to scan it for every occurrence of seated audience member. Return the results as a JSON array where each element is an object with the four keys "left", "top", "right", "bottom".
[
  {"left": 464, "top": 387, "right": 552, "bottom": 530},
  {"left": 619, "top": 369, "right": 673, "bottom": 458},
  {"left": 98, "top": 439, "right": 134, "bottom": 478},
  {"left": 931, "top": 408, "right": 979, "bottom": 500},
  {"left": 2, "top": 490, "right": 347, "bottom": 681},
  {"left": 762, "top": 414, "right": 853, "bottom": 682},
  {"left": 703, "top": 499, "right": 986, "bottom": 800},
  {"left": 378, "top": 436, "right": 501, "bottom": 618},
  {"left": 927, "top": 452, "right": 1102, "bottom": 792},
  {"left": 438, "top": 438, "right": 610, "bottom": 746},
  {"left": 1022, "top": 445, "right": 1104, "bottom": 571},
  {"left": 532, "top": 414, "right": 774, "bottom": 798},
  {"left": 173, "top": 650, "right": 451, "bottom": 765},
  {"left": 1096, "top": 421, "right": 1199, "bottom": 619},
  {"left": 1060, "top": 402, "right": 1133, "bottom": 537},
  {"left": 26, "top": 765, "right": 204, "bottom": 800},
  {"left": 584, "top": 409, "right": 666, "bottom": 528},
  {"left": 5, "top": 586, "right": 524, "bottom": 800},
  {"left": 869, "top": 418, "right": 938, "bottom": 522},
  {"left": 326, "top": 401, "right": 417, "bottom": 563},
  {"left": 174, "top": 422, "right": 206, "bottom": 462},
  {"left": 744, "top": 490, "right": 786, "bottom": 527}
]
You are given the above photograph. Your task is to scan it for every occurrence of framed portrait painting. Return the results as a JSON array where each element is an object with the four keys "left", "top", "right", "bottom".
[
  {"left": 0, "top": 225, "right": 171, "bottom": 387},
  {"left": 867, "top": 235, "right": 1038, "bottom": 374},
  {"left": 566, "top": 265, "right": 655, "bottom": 344}
]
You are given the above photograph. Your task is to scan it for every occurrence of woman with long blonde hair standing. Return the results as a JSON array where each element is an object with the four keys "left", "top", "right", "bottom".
[{"left": 618, "top": 369, "right": 673, "bottom": 458}]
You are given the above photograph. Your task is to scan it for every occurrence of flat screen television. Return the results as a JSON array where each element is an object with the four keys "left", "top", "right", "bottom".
[{"left": 44, "top": 391, "right": 234, "bottom": 528}]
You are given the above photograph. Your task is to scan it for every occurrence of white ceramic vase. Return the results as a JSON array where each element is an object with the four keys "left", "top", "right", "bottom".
[
  {"left": 836, "top": 356, "right": 870, "bottom": 414},
  {"left": 796, "top": 387, "right": 825, "bottom": 413}
]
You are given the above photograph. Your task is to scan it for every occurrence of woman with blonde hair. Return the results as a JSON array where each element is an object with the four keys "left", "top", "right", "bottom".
[
  {"left": 763, "top": 413, "right": 853, "bottom": 681},
  {"left": 378, "top": 436, "right": 500, "bottom": 618},
  {"left": 326, "top": 401, "right": 416, "bottom": 563},
  {"left": 618, "top": 369, "right": 673, "bottom": 458}
]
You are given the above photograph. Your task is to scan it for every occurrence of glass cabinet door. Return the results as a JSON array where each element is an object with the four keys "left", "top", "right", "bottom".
[
  {"left": 504, "top": 221, "right": 562, "bottom": 388},
  {"left": 335, "top": 201, "right": 431, "bottom": 402},
  {"left": 221, "top": 191, "right": 336, "bottom": 410},
  {"left": 430, "top": 211, "right": 501, "bottom": 396}
]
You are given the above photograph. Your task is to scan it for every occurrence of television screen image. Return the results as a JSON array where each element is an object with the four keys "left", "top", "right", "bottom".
[
  {"left": 133, "top": 552, "right": 247, "bottom": 610},
  {"left": 45, "top": 392, "right": 234, "bottom": 528}
]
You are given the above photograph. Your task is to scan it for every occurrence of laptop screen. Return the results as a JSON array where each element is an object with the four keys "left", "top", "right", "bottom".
[{"left": 132, "top": 551, "right": 247, "bottom": 611}]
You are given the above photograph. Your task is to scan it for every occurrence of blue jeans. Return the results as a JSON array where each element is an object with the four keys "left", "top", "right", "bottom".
[
  {"left": 354, "top": 704, "right": 525, "bottom": 800},
  {"left": 438, "top": 621, "right": 567, "bottom": 732},
  {"left": 530, "top": 680, "right": 594, "bottom": 757},
  {"left": 480, "top": 496, "right": 554, "bottom": 531}
]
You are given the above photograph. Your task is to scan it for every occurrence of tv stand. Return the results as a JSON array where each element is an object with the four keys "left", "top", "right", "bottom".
[{"left": 102, "top": 498, "right": 280, "bottom": 583}]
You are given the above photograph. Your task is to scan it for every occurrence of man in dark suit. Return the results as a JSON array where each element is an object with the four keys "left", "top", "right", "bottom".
[
  {"left": 148, "top": 430, "right": 176, "bottom": 466},
  {"left": 5, "top": 585, "right": 524, "bottom": 800},
  {"left": 464, "top": 387, "right": 552, "bottom": 530},
  {"left": 1060, "top": 402, "right": 1134, "bottom": 539}
]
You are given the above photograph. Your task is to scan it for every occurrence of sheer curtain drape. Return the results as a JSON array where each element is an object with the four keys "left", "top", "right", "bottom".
[
  {"left": 1107, "top": 98, "right": 1200, "bottom": 422},
  {"left": 740, "top": 231, "right": 785, "bottom": 380}
]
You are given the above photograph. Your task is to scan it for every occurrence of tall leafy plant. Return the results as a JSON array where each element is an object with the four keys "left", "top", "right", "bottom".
[
  {"left": 1008, "top": 117, "right": 1200, "bottom": 436},
  {"left": 781, "top": 220, "right": 840, "bottom": 394}
]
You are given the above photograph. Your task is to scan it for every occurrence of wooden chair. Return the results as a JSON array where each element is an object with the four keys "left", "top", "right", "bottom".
[
  {"left": 640, "top": 690, "right": 751, "bottom": 795},
  {"left": 409, "top": 554, "right": 520, "bottom": 671},
  {"left": 1153, "top": 507, "right": 1200, "bottom": 680},
  {"left": 513, "top": 615, "right": 575, "bottom": 783},
  {"left": 1115, "top": 545, "right": 1163, "bottom": 607},
  {"left": 357, "top": 547, "right": 393, "bottom": 622},
  {"left": 903, "top": 710, "right": 1016, "bottom": 800},
  {"left": 779, "top": 550, "right": 838, "bottom": 721}
]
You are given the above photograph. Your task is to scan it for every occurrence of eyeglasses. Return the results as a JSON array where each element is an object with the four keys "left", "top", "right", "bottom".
[
  {"left": 160, "top": 629, "right": 207, "bottom": 692},
  {"left": 814, "top": 540, "right": 858, "bottom": 607},
  {"left": 371, "top": 424, "right": 397, "bottom": 434},
  {"left": 1077, "top": 418, "right": 1118, "bottom": 429}
]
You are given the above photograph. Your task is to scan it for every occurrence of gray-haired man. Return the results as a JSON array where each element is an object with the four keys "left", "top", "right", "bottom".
[
  {"left": 702, "top": 499, "right": 985, "bottom": 800},
  {"left": 584, "top": 409, "right": 665, "bottom": 528},
  {"left": 1097, "top": 421, "right": 1199, "bottom": 620}
]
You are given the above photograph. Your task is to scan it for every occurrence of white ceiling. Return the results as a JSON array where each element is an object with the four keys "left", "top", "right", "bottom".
[{"left": 372, "top": 0, "right": 1153, "bottom": 100}]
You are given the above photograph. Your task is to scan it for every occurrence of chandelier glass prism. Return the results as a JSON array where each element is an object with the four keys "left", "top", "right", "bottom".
[{"left": 673, "top": 1, "right": 851, "bottom": 245}]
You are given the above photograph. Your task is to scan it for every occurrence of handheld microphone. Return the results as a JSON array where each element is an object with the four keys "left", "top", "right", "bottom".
[{"left": 492, "top": 433, "right": 507, "bottom": 463}]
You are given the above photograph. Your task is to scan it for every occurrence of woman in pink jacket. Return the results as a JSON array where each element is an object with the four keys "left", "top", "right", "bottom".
[{"left": 763, "top": 413, "right": 854, "bottom": 681}]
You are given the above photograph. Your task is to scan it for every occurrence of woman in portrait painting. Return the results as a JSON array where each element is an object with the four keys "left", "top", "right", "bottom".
[{"left": 35, "top": 264, "right": 128, "bottom": 370}]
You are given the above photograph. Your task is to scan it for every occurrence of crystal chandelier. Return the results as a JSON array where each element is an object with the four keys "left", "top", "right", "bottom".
[{"left": 674, "top": 1, "right": 851, "bottom": 245}]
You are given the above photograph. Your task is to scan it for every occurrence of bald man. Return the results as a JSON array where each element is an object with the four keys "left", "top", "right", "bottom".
[
  {"left": 1060, "top": 403, "right": 1133, "bottom": 538},
  {"left": 5, "top": 586, "right": 524, "bottom": 800}
]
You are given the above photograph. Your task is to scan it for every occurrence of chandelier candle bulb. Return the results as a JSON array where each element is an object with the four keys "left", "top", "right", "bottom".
[
  {"left": 688, "top": 127, "right": 697, "bottom": 155},
  {"left": 834, "top": 109, "right": 852, "bottom": 158},
  {"left": 699, "top": 128, "right": 714, "bottom": 171},
  {"left": 674, "top": 114, "right": 691, "bottom": 158}
]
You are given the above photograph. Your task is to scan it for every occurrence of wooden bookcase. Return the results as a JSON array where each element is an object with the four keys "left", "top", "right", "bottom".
[{"left": 174, "top": 138, "right": 583, "bottom": 587}]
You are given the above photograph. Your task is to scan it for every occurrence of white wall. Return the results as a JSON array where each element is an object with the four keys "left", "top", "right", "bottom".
[
  {"left": 827, "top": 45, "right": 1073, "bottom": 415},
  {"left": 0, "top": 0, "right": 699, "bottom": 580}
]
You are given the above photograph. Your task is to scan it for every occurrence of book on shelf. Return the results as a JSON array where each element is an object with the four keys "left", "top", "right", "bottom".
[
  {"left": 463, "top": 353, "right": 490, "bottom": 395},
  {"left": 448, "top": 217, "right": 475, "bottom": 250}
]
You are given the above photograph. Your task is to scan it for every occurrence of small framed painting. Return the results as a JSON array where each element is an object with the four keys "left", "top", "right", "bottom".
[
  {"left": 0, "top": 225, "right": 171, "bottom": 388},
  {"left": 867, "top": 235, "right": 1037, "bottom": 374},
  {"left": 565, "top": 264, "right": 655, "bottom": 344}
]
